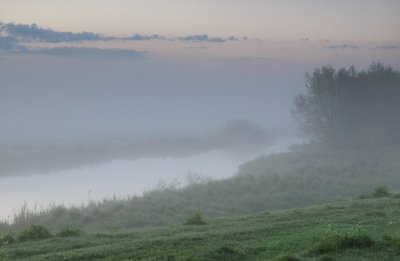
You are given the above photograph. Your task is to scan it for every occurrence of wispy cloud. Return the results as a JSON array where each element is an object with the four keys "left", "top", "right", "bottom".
[
  {"left": 0, "top": 23, "right": 111, "bottom": 43},
  {"left": 0, "top": 22, "right": 242, "bottom": 59},
  {"left": 325, "top": 44, "right": 361, "bottom": 50},
  {"left": 0, "top": 22, "right": 240, "bottom": 44},
  {"left": 125, "top": 33, "right": 237, "bottom": 43},
  {"left": 177, "top": 34, "right": 226, "bottom": 43},
  {"left": 373, "top": 45, "right": 398, "bottom": 50},
  {"left": 0, "top": 36, "right": 21, "bottom": 50},
  {"left": 123, "top": 34, "right": 165, "bottom": 41},
  {"left": 23, "top": 47, "right": 146, "bottom": 59}
]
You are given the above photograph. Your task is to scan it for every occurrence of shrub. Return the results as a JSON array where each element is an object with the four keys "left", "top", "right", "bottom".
[
  {"left": 17, "top": 225, "right": 52, "bottom": 242},
  {"left": 56, "top": 226, "right": 82, "bottom": 237},
  {"left": 370, "top": 186, "right": 391, "bottom": 198},
  {"left": 185, "top": 210, "right": 207, "bottom": 225},
  {"left": 0, "top": 234, "right": 15, "bottom": 246},
  {"left": 310, "top": 233, "right": 374, "bottom": 254},
  {"left": 358, "top": 186, "right": 391, "bottom": 199}
]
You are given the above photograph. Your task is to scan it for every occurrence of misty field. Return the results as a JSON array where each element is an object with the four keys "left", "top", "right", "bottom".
[
  {"left": 2, "top": 145, "right": 400, "bottom": 260},
  {"left": 1, "top": 196, "right": 400, "bottom": 260},
  {"left": 0, "top": 64, "right": 399, "bottom": 260},
  {"left": 1, "top": 1, "right": 399, "bottom": 259},
  {"left": 2, "top": 145, "right": 400, "bottom": 234}
]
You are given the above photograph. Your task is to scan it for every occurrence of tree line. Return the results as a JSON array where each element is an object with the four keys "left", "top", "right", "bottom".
[{"left": 293, "top": 62, "right": 400, "bottom": 147}]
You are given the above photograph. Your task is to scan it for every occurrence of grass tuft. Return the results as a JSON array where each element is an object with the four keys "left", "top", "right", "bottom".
[
  {"left": 56, "top": 226, "right": 82, "bottom": 237},
  {"left": 184, "top": 210, "right": 207, "bottom": 225},
  {"left": 310, "top": 232, "right": 374, "bottom": 255}
]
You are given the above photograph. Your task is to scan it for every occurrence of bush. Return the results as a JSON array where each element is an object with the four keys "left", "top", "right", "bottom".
[
  {"left": 185, "top": 210, "right": 207, "bottom": 225},
  {"left": 310, "top": 233, "right": 374, "bottom": 254},
  {"left": 371, "top": 186, "right": 391, "bottom": 198},
  {"left": 56, "top": 226, "right": 82, "bottom": 237},
  {"left": 358, "top": 186, "right": 391, "bottom": 199},
  {"left": 0, "top": 234, "right": 15, "bottom": 246},
  {"left": 17, "top": 225, "right": 52, "bottom": 242}
]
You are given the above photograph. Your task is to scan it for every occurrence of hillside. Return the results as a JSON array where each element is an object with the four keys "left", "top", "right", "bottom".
[
  {"left": 1, "top": 196, "right": 400, "bottom": 260},
  {"left": 3, "top": 146, "right": 400, "bottom": 233}
]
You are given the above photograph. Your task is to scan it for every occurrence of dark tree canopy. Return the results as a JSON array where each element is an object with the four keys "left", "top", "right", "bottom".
[{"left": 293, "top": 62, "right": 400, "bottom": 147}]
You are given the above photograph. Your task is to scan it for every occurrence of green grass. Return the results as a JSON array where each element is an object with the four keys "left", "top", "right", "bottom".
[
  {"left": 1, "top": 197, "right": 400, "bottom": 260},
  {"left": 3, "top": 146, "right": 400, "bottom": 233}
]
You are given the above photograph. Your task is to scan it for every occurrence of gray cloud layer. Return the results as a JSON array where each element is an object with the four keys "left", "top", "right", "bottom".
[
  {"left": 0, "top": 22, "right": 110, "bottom": 43},
  {"left": 0, "top": 22, "right": 240, "bottom": 58},
  {"left": 123, "top": 34, "right": 166, "bottom": 41},
  {"left": 0, "top": 36, "right": 21, "bottom": 50},
  {"left": 24, "top": 47, "right": 145, "bottom": 59},
  {"left": 0, "top": 22, "right": 238, "bottom": 44},
  {"left": 177, "top": 34, "right": 226, "bottom": 43},
  {"left": 325, "top": 44, "right": 361, "bottom": 50}
]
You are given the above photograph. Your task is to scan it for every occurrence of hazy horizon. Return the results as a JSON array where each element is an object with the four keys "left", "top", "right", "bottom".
[{"left": 1, "top": 1, "right": 399, "bottom": 221}]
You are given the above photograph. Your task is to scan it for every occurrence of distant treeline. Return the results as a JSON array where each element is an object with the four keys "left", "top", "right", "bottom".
[
  {"left": 293, "top": 62, "right": 400, "bottom": 147},
  {"left": 0, "top": 120, "right": 274, "bottom": 177}
]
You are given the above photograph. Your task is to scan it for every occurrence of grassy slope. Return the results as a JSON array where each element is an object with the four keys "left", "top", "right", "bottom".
[
  {"left": 1, "top": 197, "right": 400, "bottom": 260},
  {"left": 4, "top": 146, "right": 400, "bottom": 233}
]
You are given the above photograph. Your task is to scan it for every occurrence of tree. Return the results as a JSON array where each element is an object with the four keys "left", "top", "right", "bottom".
[{"left": 292, "top": 62, "right": 400, "bottom": 147}]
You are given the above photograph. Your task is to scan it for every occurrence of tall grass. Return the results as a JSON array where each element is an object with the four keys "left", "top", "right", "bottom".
[{"left": 2, "top": 146, "right": 400, "bottom": 233}]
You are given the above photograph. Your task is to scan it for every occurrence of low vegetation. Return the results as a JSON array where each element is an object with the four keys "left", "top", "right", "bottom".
[
  {"left": 184, "top": 210, "right": 207, "bottom": 225},
  {"left": 2, "top": 145, "right": 400, "bottom": 233},
  {"left": 16, "top": 225, "right": 52, "bottom": 242},
  {"left": 1, "top": 196, "right": 400, "bottom": 260}
]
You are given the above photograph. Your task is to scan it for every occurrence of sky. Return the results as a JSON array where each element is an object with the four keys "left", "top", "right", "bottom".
[
  {"left": 0, "top": 0, "right": 399, "bottom": 168},
  {"left": 1, "top": 0, "right": 399, "bottom": 41},
  {"left": 0, "top": 0, "right": 399, "bottom": 219}
]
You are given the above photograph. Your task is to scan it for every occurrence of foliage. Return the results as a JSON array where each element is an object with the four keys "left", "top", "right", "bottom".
[
  {"left": 56, "top": 226, "right": 82, "bottom": 237},
  {"left": 370, "top": 186, "right": 391, "bottom": 198},
  {"left": 184, "top": 210, "right": 207, "bottom": 225},
  {"left": 310, "top": 233, "right": 374, "bottom": 254},
  {"left": 358, "top": 186, "right": 392, "bottom": 199},
  {"left": 17, "top": 225, "right": 52, "bottom": 242},
  {"left": 0, "top": 234, "right": 15, "bottom": 246},
  {"left": 292, "top": 62, "right": 400, "bottom": 147}
]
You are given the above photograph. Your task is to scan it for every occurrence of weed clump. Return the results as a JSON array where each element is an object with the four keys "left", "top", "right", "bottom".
[
  {"left": 207, "top": 245, "right": 245, "bottom": 260},
  {"left": 358, "top": 186, "right": 391, "bottom": 199},
  {"left": 185, "top": 210, "right": 207, "bottom": 225},
  {"left": 56, "top": 226, "right": 82, "bottom": 237},
  {"left": 17, "top": 225, "right": 52, "bottom": 242},
  {"left": 371, "top": 186, "right": 391, "bottom": 198},
  {"left": 382, "top": 235, "right": 400, "bottom": 250},
  {"left": 310, "top": 233, "right": 374, "bottom": 255},
  {"left": 0, "top": 234, "right": 15, "bottom": 246}
]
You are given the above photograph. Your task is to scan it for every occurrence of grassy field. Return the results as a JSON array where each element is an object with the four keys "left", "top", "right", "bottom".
[
  {"left": 3, "top": 146, "right": 400, "bottom": 233},
  {"left": 1, "top": 196, "right": 400, "bottom": 260}
]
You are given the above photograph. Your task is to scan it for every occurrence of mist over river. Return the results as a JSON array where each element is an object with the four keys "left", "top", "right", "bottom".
[{"left": 0, "top": 136, "right": 299, "bottom": 220}]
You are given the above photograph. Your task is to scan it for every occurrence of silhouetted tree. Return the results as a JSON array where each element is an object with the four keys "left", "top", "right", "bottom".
[{"left": 292, "top": 62, "right": 400, "bottom": 147}]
